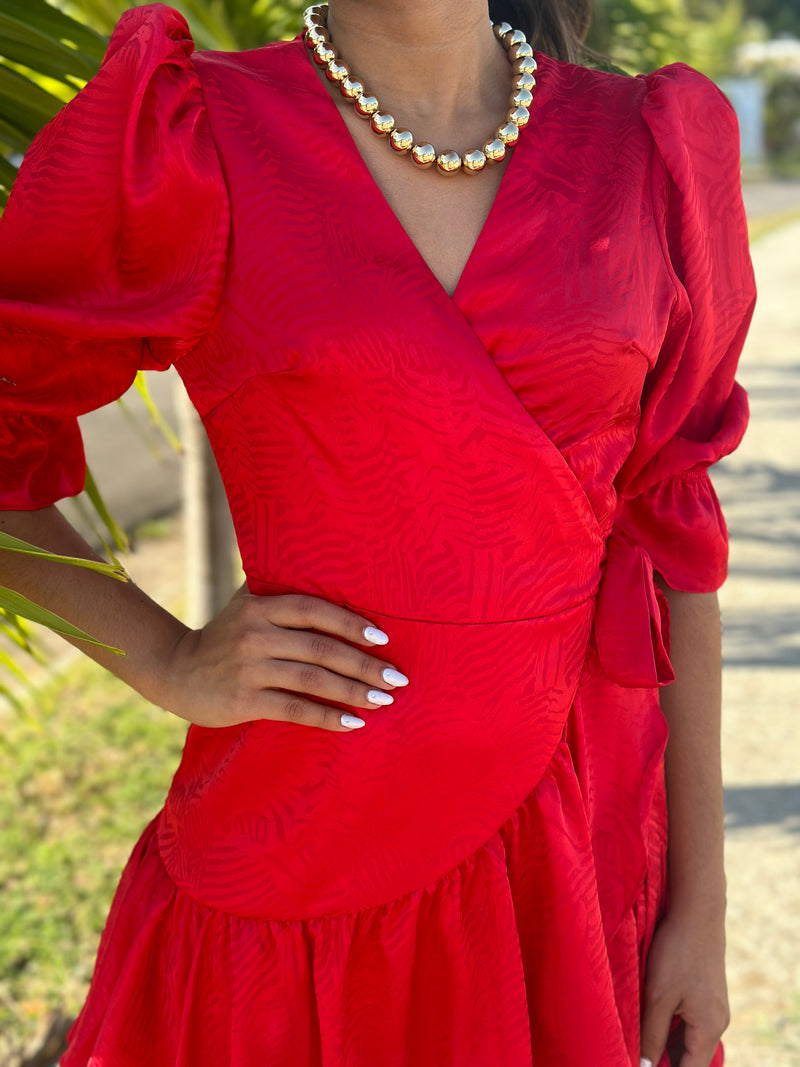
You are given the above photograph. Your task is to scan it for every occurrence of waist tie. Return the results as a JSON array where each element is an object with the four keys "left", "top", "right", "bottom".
[{"left": 594, "top": 532, "right": 675, "bottom": 688}]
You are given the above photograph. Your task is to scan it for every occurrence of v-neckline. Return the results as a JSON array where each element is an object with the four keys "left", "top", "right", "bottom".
[{"left": 291, "top": 35, "right": 532, "bottom": 306}]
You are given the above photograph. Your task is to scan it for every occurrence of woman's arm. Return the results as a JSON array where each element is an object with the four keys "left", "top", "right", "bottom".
[
  {"left": 0, "top": 506, "right": 405, "bottom": 731},
  {"left": 1, "top": 505, "right": 192, "bottom": 700},
  {"left": 640, "top": 584, "right": 729, "bottom": 1067}
]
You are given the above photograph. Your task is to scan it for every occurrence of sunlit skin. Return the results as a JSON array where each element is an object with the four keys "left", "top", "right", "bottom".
[
  {"left": 647, "top": 580, "right": 729, "bottom": 1067},
  {"left": 0, "top": 3, "right": 730, "bottom": 1063},
  {"left": 317, "top": 0, "right": 517, "bottom": 297}
]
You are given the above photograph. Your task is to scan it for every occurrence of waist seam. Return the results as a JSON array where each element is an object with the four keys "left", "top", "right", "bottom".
[{"left": 244, "top": 576, "right": 597, "bottom": 627}]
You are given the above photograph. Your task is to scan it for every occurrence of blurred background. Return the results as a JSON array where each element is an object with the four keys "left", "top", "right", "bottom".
[{"left": 0, "top": 0, "right": 798, "bottom": 1064}]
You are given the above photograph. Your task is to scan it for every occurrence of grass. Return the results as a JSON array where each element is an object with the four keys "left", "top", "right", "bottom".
[{"left": 0, "top": 653, "right": 187, "bottom": 1059}]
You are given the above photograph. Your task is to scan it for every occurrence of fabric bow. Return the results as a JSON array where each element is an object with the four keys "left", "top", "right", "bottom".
[{"left": 594, "top": 532, "right": 675, "bottom": 688}]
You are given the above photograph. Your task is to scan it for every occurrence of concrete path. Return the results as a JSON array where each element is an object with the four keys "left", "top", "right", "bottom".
[
  {"left": 741, "top": 178, "right": 800, "bottom": 221},
  {"left": 713, "top": 218, "right": 800, "bottom": 1064}
]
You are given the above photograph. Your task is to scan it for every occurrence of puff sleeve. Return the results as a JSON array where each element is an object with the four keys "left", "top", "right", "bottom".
[
  {"left": 612, "top": 63, "right": 756, "bottom": 592},
  {"left": 0, "top": 3, "right": 229, "bottom": 510}
]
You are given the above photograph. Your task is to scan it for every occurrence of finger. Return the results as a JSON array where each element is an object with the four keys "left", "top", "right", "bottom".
[
  {"left": 259, "top": 690, "right": 370, "bottom": 732},
  {"left": 266, "top": 628, "right": 408, "bottom": 692},
  {"left": 262, "top": 593, "right": 391, "bottom": 648},
  {"left": 265, "top": 658, "right": 397, "bottom": 710},
  {"left": 678, "top": 1018, "right": 726, "bottom": 1067},
  {"left": 641, "top": 996, "right": 679, "bottom": 1067}
]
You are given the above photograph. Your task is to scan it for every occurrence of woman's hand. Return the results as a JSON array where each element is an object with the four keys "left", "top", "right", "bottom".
[
  {"left": 0, "top": 508, "right": 405, "bottom": 731},
  {"left": 640, "top": 901, "right": 729, "bottom": 1067},
  {"left": 157, "top": 586, "right": 408, "bottom": 731}
]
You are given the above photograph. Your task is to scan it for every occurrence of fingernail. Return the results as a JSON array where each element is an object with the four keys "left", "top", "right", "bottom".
[
  {"left": 640, "top": 1059, "right": 653, "bottom": 1067},
  {"left": 340, "top": 714, "right": 366, "bottom": 729},
  {"left": 367, "top": 690, "right": 394, "bottom": 706},
  {"left": 382, "top": 668, "right": 409, "bottom": 687},
  {"left": 363, "top": 626, "right": 389, "bottom": 645}
]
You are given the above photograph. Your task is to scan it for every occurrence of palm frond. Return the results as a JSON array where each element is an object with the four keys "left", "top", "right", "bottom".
[
  {"left": 0, "top": 530, "right": 129, "bottom": 581},
  {"left": 0, "top": 586, "right": 125, "bottom": 654},
  {"left": 82, "top": 466, "right": 130, "bottom": 554}
]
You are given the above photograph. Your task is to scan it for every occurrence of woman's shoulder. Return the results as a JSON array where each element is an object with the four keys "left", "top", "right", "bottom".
[
  {"left": 193, "top": 32, "right": 305, "bottom": 87},
  {"left": 103, "top": 2, "right": 194, "bottom": 65},
  {"left": 535, "top": 49, "right": 734, "bottom": 138},
  {"left": 106, "top": 3, "right": 303, "bottom": 85}
]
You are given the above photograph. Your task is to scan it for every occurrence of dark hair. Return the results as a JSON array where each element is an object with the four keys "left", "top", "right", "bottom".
[{"left": 488, "top": 0, "right": 592, "bottom": 64}]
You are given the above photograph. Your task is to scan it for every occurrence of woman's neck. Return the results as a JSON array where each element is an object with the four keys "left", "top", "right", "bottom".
[{"left": 324, "top": 1, "right": 512, "bottom": 125}]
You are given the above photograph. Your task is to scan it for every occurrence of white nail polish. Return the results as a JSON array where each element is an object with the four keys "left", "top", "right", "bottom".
[
  {"left": 363, "top": 625, "right": 389, "bottom": 645},
  {"left": 367, "top": 690, "right": 394, "bottom": 706},
  {"left": 382, "top": 668, "right": 409, "bottom": 687},
  {"left": 340, "top": 714, "right": 366, "bottom": 729}
]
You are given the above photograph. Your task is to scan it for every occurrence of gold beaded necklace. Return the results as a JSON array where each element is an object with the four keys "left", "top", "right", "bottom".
[{"left": 302, "top": 4, "right": 536, "bottom": 175}]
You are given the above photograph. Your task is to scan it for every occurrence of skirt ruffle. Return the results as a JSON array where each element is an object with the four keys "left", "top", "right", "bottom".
[{"left": 62, "top": 653, "right": 715, "bottom": 1066}]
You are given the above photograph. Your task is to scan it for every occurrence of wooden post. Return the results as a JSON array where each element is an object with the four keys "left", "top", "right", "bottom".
[{"left": 178, "top": 385, "right": 236, "bottom": 628}]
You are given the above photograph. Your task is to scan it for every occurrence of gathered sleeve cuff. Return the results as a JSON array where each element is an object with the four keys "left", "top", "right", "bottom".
[
  {"left": 0, "top": 3, "right": 230, "bottom": 510},
  {"left": 612, "top": 62, "right": 756, "bottom": 592}
]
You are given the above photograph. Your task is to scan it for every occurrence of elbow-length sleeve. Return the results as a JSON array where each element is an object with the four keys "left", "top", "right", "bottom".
[
  {"left": 612, "top": 63, "right": 757, "bottom": 593},
  {"left": 0, "top": 2, "right": 229, "bottom": 510}
]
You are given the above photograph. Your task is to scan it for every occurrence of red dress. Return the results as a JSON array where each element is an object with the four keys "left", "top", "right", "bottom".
[{"left": 0, "top": 6, "right": 756, "bottom": 1065}]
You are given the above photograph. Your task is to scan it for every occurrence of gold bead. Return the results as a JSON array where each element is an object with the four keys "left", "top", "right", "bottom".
[
  {"left": 436, "top": 150, "right": 462, "bottom": 174},
  {"left": 305, "top": 27, "right": 328, "bottom": 48},
  {"left": 341, "top": 77, "right": 364, "bottom": 99},
  {"left": 301, "top": 5, "right": 535, "bottom": 179},
  {"left": 503, "top": 29, "right": 527, "bottom": 51},
  {"left": 508, "top": 41, "right": 534, "bottom": 61},
  {"left": 371, "top": 112, "right": 396, "bottom": 136},
  {"left": 483, "top": 138, "right": 507, "bottom": 163},
  {"left": 462, "top": 148, "right": 487, "bottom": 173},
  {"left": 354, "top": 94, "right": 380, "bottom": 117},
  {"left": 497, "top": 122, "right": 520, "bottom": 145},
  {"left": 513, "top": 55, "right": 538, "bottom": 75},
  {"left": 390, "top": 128, "right": 414, "bottom": 153},
  {"left": 326, "top": 60, "right": 349, "bottom": 82},
  {"left": 510, "top": 88, "right": 534, "bottom": 109},
  {"left": 313, "top": 40, "right": 336, "bottom": 65},
  {"left": 411, "top": 143, "right": 436, "bottom": 167}
]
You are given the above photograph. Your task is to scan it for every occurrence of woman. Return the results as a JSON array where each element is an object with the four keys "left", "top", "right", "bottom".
[{"left": 0, "top": 0, "right": 755, "bottom": 1064}]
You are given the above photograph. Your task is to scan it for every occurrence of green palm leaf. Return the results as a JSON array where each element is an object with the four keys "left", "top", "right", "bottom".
[
  {"left": 0, "top": 586, "right": 124, "bottom": 653},
  {"left": 132, "top": 370, "right": 182, "bottom": 453},
  {"left": 0, "top": 9, "right": 101, "bottom": 83},
  {"left": 0, "top": 530, "right": 129, "bottom": 581},
  {"left": 0, "top": 643, "right": 30, "bottom": 683},
  {"left": 0, "top": 63, "right": 62, "bottom": 139},
  {"left": 0, "top": 608, "right": 40, "bottom": 659},
  {"left": 82, "top": 466, "right": 130, "bottom": 554},
  {"left": 0, "top": 0, "right": 107, "bottom": 62}
]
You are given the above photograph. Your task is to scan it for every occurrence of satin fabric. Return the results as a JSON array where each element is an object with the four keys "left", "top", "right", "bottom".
[{"left": 0, "top": 4, "right": 755, "bottom": 1064}]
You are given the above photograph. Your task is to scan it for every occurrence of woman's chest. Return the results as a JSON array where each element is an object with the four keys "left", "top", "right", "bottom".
[
  {"left": 189, "top": 52, "right": 676, "bottom": 450},
  {"left": 188, "top": 151, "right": 671, "bottom": 435}
]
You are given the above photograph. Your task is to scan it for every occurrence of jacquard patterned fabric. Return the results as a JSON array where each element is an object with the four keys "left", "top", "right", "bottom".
[{"left": 0, "top": 4, "right": 756, "bottom": 1064}]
